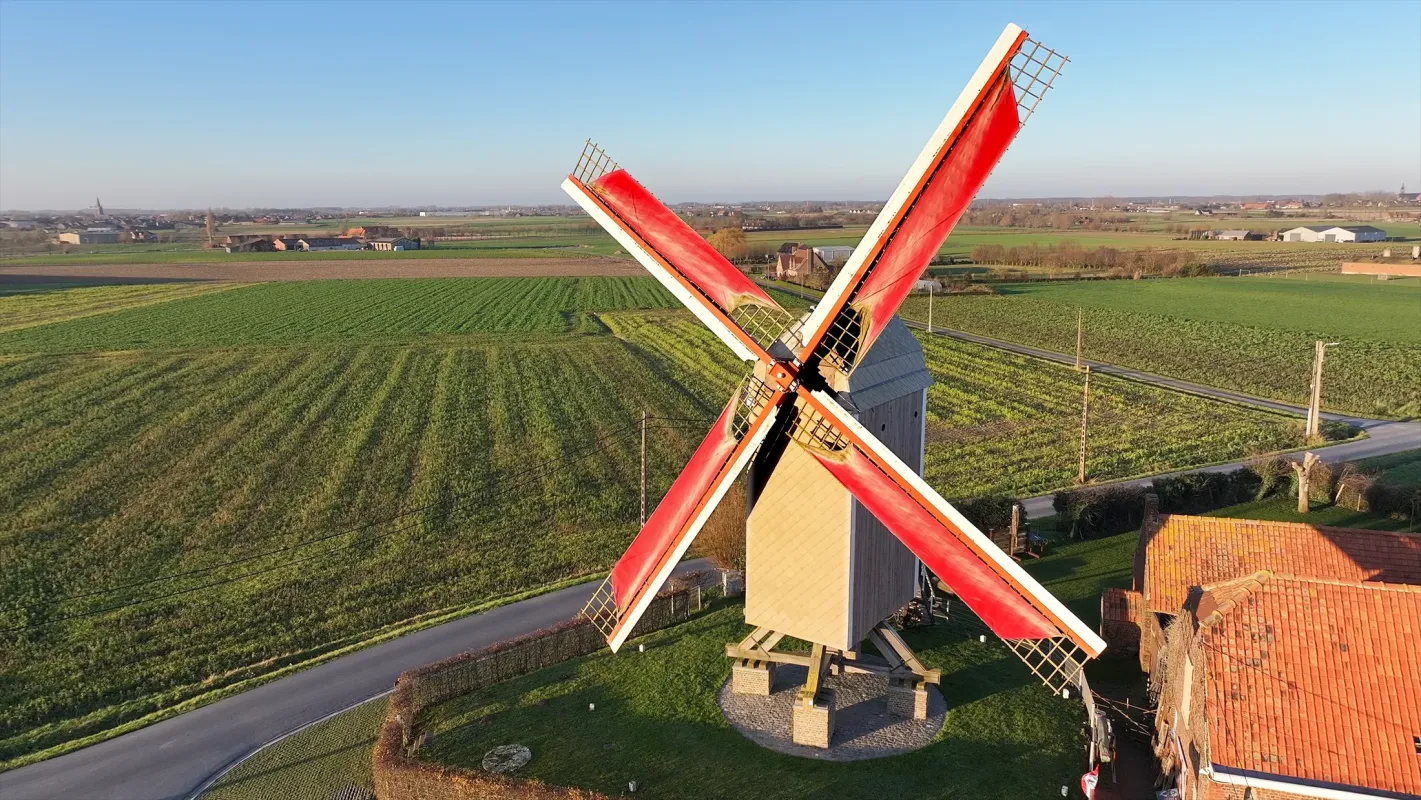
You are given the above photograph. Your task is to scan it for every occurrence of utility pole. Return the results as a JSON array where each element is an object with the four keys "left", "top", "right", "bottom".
[
  {"left": 1077, "top": 366, "right": 1091, "bottom": 484},
  {"left": 1075, "top": 308, "right": 1083, "bottom": 371},
  {"left": 927, "top": 282, "right": 934, "bottom": 334},
  {"left": 1305, "top": 341, "right": 1339, "bottom": 438},
  {"left": 639, "top": 410, "right": 648, "bottom": 526}
]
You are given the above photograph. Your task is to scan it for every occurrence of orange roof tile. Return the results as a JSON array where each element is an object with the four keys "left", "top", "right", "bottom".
[
  {"left": 1198, "top": 573, "right": 1421, "bottom": 796},
  {"left": 1141, "top": 515, "right": 1421, "bottom": 614}
]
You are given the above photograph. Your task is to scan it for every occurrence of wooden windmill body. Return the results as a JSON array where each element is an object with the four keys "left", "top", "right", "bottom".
[{"left": 745, "top": 319, "right": 929, "bottom": 652}]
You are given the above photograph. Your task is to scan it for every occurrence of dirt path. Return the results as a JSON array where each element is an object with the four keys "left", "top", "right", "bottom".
[{"left": 0, "top": 258, "right": 642, "bottom": 285}]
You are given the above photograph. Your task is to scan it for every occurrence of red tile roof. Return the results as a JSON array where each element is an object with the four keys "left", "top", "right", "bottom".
[
  {"left": 1140, "top": 515, "right": 1421, "bottom": 613},
  {"left": 1198, "top": 573, "right": 1421, "bottom": 797}
]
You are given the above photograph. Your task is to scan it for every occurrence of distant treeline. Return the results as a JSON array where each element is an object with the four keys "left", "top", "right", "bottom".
[
  {"left": 960, "top": 209, "right": 1149, "bottom": 232},
  {"left": 970, "top": 241, "right": 1214, "bottom": 276}
]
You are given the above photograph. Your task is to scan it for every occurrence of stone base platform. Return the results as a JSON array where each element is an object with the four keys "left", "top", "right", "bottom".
[{"left": 717, "top": 665, "right": 946, "bottom": 761}]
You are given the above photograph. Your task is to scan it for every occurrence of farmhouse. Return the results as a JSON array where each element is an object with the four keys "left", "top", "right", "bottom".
[
  {"left": 772, "top": 244, "right": 832, "bottom": 281},
  {"left": 1100, "top": 499, "right": 1421, "bottom": 670},
  {"left": 271, "top": 237, "right": 304, "bottom": 251},
  {"left": 57, "top": 230, "right": 120, "bottom": 245},
  {"left": 297, "top": 237, "right": 363, "bottom": 251},
  {"left": 1151, "top": 572, "right": 1421, "bottom": 800},
  {"left": 1280, "top": 225, "right": 1386, "bottom": 243},
  {"left": 366, "top": 237, "right": 420, "bottom": 251}
]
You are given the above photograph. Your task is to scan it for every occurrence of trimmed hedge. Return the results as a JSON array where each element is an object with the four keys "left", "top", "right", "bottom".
[{"left": 1054, "top": 468, "right": 1264, "bottom": 538}]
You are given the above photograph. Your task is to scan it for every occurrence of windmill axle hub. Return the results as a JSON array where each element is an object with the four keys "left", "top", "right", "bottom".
[{"left": 768, "top": 360, "right": 799, "bottom": 392}]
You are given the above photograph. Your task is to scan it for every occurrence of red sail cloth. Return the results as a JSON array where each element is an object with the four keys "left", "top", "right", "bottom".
[
  {"left": 808, "top": 442, "right": 1059, "bottom": 640},
  {"left": 590, "top": 169, "right": 780, "bottom": 314},
  {"left": 608, "top": 397, "right": 740, "bottom": 610},
  {"left": 851, "top": 77, "right": 1021, "bottom": 355}
]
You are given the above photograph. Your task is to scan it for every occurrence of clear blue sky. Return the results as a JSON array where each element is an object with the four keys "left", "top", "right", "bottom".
[{"left": 1, "top": 0, "right": 1418, "bottom": 210}]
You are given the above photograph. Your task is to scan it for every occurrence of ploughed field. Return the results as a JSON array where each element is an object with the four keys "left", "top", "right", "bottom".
[
  {"left": 898, "top": 274, "right": 1421, "bottom": 419},
  {"left": 1, "top": 277, "right": 1300, "bottom": 767}
]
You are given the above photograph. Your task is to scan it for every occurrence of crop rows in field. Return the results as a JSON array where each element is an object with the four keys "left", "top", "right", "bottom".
[
  {"left": 0, "top": 277, "right": 676, "bottom": 352},
  {"left": 0, "top": 282, "right": 238, "bottom": 333},
  {"left": 0, "top": 339, "right": 709, "bottom": 764},
  {"left": 898, "top": 287, "right": 1421, "bottom": 419},
  {"left": 603, "top": 311, "right": 1304, "bottom": 498}
]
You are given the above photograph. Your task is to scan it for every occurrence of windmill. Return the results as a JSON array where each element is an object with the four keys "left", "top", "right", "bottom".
[{"left": 563, "top": 24, "right": 1102, "bottom": 747}]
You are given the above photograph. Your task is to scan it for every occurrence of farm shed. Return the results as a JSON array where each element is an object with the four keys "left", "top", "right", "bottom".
[
  {"left": 57, "top": 230, "right": 120, "bottom": 245},
  {"left": 1210, "top": 229, "right": 1254, "bottom": 241},
  {"left": 1152, "top": 572, "right": 1421, "bottom": 800},
  {"left": 297, "top": 237, "right": 363, "bottom": 251},
  {"left": 811, "top": 245, "right": 854, "bottom": 265},
  {"left": 271, "top": 237, "right": 304, "bottom": 251},
  {"left": 1115, "top": 501, "right": 1421, "bottom": 670},
  {"left": 1280, "top": 225, "right": 1386, "bottom": 243},
  {"left": 367, "top": 237, "right": 420, "bottom": 251}
]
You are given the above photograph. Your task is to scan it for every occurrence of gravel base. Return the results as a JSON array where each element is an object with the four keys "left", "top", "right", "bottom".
[{"left": 717, "top": 665, "right": 945, "bottom": 761}]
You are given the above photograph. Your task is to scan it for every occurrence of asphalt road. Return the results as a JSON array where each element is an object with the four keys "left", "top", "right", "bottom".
[
  {"left": 6, "top": 290, "right": 1418, "bottom": 800},
  {"left": 0, "top": 561, "right": 710, "bottom": 800}
]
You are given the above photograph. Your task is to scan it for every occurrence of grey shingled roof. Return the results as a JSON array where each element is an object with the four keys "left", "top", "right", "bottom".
[{"left": 842, "top": 316, "right": 932, "bottom": 412}]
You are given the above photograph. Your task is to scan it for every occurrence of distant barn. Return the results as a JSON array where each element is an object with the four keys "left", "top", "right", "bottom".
[{"left": 1279, "top": 225, "right": 1386, "bottom": 243}]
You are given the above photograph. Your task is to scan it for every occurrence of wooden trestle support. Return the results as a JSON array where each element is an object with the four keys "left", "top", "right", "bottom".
[{"left": 727, "top": 623, "right": 939, "bottom": 748}]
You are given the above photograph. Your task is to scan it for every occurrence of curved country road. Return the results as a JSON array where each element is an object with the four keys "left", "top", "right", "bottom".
[
  {"left": 5, "top": 290, "right": 1417, "bottom": 799},
  {"left": 0, "top": 561, "right": 711, "bottom": 800}
]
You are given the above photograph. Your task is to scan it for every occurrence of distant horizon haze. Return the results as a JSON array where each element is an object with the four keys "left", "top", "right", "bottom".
[{"left": 1, "top": 0, "right": 1418, "bottom": 210}]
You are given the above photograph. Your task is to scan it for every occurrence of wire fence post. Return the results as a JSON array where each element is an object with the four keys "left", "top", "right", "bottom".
[
  {"left": 640, "top": 410, "right": 647, "bottom": 527},
  {"left": 1078, "top": 366, "right": 1091, "bottom": 485}
]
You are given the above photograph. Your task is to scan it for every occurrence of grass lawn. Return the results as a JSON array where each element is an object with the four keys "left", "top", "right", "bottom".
[
  {"left": 1204, "top": 495, "right": 1417, "bottom": 532},
  {"left": 1354, "top": 448, "right": 1421, "bottom": 487},
  {"left": 420, "top": 534, "right": 1136, "bottom": 800},
  {"left": 199, "top": 696, "right": 384, "bottom": 800}
]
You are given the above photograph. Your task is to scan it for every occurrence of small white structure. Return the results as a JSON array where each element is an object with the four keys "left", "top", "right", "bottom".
[
  {"left": 812, "top": 245, "right": 854, "bottom": 266},
  {"left": 1280, "top": 225, "right": 1386, "bottom": 243},
  {"left": 913, "top": 279, "right": 939, "bottom": 293}
]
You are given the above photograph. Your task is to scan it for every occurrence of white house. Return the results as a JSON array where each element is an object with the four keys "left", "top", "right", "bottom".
[{"left": 1280, "top": 225, "right": 1386, "bottom": 243}]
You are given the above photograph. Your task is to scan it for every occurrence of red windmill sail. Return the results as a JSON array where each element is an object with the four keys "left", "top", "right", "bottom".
[{"left": 563, "top": 24, "right": 1102, "bottom": 668}]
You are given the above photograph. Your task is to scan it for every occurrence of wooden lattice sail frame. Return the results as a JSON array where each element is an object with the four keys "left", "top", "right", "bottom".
[{"left": 563, "top": 24, "right": 1103, "bottom": 693}]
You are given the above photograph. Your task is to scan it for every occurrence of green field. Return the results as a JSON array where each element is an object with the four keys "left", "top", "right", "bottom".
[
  {"left": 898, "top": 276, "right": 1421, "bottom": 419},
  {"left": 417, "top": 532, "right": 1136, "bottom": 800},
  {"left": 0, "top": 278, "right": 1314, "bottom": 766},
  {"left": 608, "top": 310, "right": 1305, "bottom": 498},
  {"left": 0, "top": 277, "right": 673, "bottom": 351},
  {"left": 0, "top": 282, "right": 239, "bottom": 333}
]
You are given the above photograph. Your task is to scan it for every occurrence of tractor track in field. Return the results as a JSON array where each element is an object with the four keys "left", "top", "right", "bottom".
[{"left": 0, "top": 257, "right": 642, "bottom": 285}]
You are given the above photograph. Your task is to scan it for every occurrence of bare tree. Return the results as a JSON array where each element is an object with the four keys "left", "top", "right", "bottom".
[
  {"left": 1290, "top": 452, "right": 1321, "bottom": 513},
  {"left": 205, "top": 209, "right": 218, "bottom": 248}
]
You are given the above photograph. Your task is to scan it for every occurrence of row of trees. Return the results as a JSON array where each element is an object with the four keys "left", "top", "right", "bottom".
[
  {"left": 960, "top": 209, "right": 1149, "bottom": 232},
  {"left": 970, "top": 242, "right": 1213, "bottom": 276}
]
